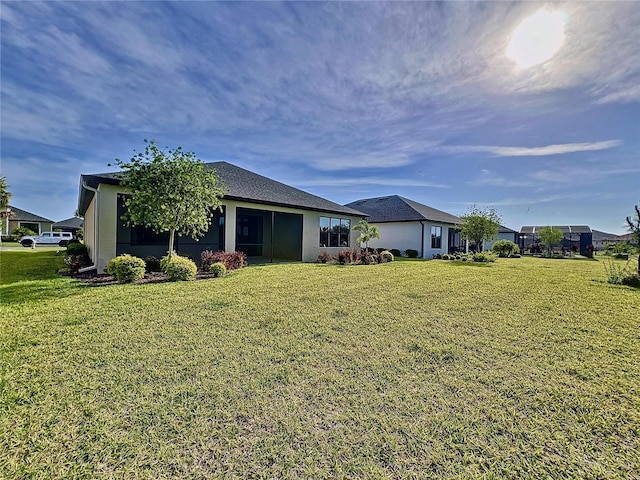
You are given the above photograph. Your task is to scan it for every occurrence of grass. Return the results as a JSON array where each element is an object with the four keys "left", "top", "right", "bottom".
[{"left": 1, "top": 252, "right": 639, "bottom": 478}]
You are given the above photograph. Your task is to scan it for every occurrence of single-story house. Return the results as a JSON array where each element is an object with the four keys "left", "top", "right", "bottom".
[
  {"left": 2, "top": 205, "right": 54, "bottom": 236},
  {"left": 78, "top": 161, "right": 365, "bottom": 272},
  {"left": 53, "top": 216, "right": 84, "bottom": 235},
  {"left": 483, "top": 225, "right": 519, "bottom": 252},
  {"left": 519, "top": 225, "right": 593, "bottom": 256},
  {"left": 344, "top": 195, "right": 461, "bottom": 258}
]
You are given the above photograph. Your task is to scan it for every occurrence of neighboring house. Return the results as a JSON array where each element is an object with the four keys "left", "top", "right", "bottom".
[
  {"left": 78, "top": 161, "right": 365, "bottom": 272},
  {"left": 53, "top": 216, "right": 84, "bottom": 236},
  {"left": 591, "top": 229, "right": 617, "bottom": 250},
  {"left": 484, "top": 225, "right": 519, "bottom": 252},
  {"left": 3, "top": 205, "right": 54, "bottom": 236},
  {"left": 519, "top": 225, "right": 593, "bottom": 256},
  {"left": 344, "top": 195, "right": 461, "bottom": 258}
]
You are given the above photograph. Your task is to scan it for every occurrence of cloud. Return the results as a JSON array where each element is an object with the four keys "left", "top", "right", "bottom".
[
  {"left": 298, "top": 177, "right": 449, "bottom": 188},
  {"left": 445, "top": 140, "right": 623, "bottom": 157}
]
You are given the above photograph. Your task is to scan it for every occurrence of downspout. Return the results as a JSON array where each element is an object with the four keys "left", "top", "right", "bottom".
[
  {"left": 419, "top": 220, "right": 425, "bottom": 259},
  {"left": 80, "top": 180, "right": 98, "bottom": 271}
]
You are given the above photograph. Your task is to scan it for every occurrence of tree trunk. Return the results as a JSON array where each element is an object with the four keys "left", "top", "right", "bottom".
[{"left": 168, "top": 229, "right": 176, "bottom": 258}]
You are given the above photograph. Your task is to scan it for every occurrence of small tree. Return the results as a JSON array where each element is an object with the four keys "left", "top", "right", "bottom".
[
  {"left": 353, "top": 219, "right": 380, "bottom": 251},
  {"left": 112, "top": 140, "right": 226, "bottom": 257},
  {"left": 626, "top": 203, "right": 640, "bottom": 277},
  {"left": 459, "top": 206, "right": 501, "bottom": 252},
  {"left": 538, "top": 226, "right": 564, "bottom": 255}
]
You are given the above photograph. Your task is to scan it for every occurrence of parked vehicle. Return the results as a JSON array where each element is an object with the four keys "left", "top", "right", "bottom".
[{"left": 19, "top": 231, "right": 74, "bottom": 247}]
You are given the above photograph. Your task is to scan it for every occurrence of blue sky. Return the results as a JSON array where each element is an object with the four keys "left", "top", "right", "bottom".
[{"left": 1, "top": 1, "right": 638, "bottom": 234}]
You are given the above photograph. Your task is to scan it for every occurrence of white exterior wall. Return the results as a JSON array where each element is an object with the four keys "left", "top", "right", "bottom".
[
  {"left": 368, "top": 222, "right": 422, "bottom": 254},
  {"left": 369, "top": 221, "right": 456, "bottom": 258}
]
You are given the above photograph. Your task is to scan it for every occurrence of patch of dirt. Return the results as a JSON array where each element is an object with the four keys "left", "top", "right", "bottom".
[{"left": 73, "top": 271, "right": 218, "bottom": 285}]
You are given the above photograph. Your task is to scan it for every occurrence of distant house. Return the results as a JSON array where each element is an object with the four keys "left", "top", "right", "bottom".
[
  {"left": 2, "top": 205, "right": 54, "bottom": 236},
  {"left": 519, "top": 225, "right": 593, "bottom": 256},
  {"left": 484, "top": 225, "right": 519, "bottom": 252},
  {"left": 344, "top": 195, "right": 461, "bottom": 258},
  {"left": 591, "top": 229, "right": 617, "bottom": 250},
  {"left": 78, "top": 161, "right": 365, "bottom": 272},
  {"left": 53, "top": 216, "right": 84, "bottom": 235}
]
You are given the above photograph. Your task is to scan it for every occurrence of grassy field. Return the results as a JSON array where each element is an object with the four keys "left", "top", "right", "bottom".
[{"left": 1, "top": 251, "right": 638, "bottom": 479}]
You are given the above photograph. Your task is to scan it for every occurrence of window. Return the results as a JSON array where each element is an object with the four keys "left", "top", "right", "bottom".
[
  {"left": 319, "top": 217, "right": 350, "bottom": 247},
  {"left": 431, "top": 226, "right": 442, "bottom": 249},
  {"left": 20, "top": 222, "right": 40, "bottom": 234}
]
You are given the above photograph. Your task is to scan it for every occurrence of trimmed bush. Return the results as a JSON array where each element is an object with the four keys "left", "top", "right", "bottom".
[
  {"left": 405, "top": 249, "right": 418, "bottom": 258},
  {"left": 162, "top": 255, "right": 197, "bottom": 281},
  {"left": 472, "top": 251, "right": 498, "bottom": 263},
  {"left": 12, "top": 226, "right": 36, "bottom": 238},
  {"left": 432, "top": 253, "right": 442, "bottom": 259},
  {"left": 144, "top": 256, "right": 162, "bottom": 273},
  {"left": 106, "top": 254, "right": 146, "bottom": 283},
  {"left": 361, "top": 251, "right": 377, "bottom": 265},
  {"left": 209, "top": 262, "right": 227, "bottom": 277},
  {"left": 491, "top": 239, "right": 519, "bottom": 257},
  {"left": 200, "top": 250, "right": 246, "bottom": 272},
  {"left": 66, "top": 241, "right": 88, "bottom": 256},
  {"left": 389, "top": 249, "right": 401, "bottom": 257},
  {"left": 380, "top": 250, "right": 394, "bottom": 262}
]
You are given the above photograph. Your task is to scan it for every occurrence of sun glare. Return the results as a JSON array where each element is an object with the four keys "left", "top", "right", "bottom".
[{"left": 507, "top": 9, "right": 566, "bottom": 68}]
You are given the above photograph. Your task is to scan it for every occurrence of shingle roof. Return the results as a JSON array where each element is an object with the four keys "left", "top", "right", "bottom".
[
  {"left": 79, "top": 161, "right": 365, "bottom": 217},
  {"left": 498, "top": 225, "right": 518, "bottom": 233},
  {"left": 345, "top": 195, "right": 460, "bottom": 224},
  {"left": 53, "top": 217, "right": 84, "bottom": 229},
  {"left": 6, "top": 205, "right": 54, "bottom": 223}
]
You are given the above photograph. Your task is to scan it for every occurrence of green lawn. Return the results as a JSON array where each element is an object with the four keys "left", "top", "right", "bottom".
[{"left": 1, "top": 252, "right": 638, "bottom": 479}]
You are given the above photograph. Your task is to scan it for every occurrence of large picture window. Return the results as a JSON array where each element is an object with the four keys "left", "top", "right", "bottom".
[
  {"left": 431, "top": 226, "right": 442, "bottom": 249},
  {"left": 320, "top": 217, "right": 350, "bottom": 247}
]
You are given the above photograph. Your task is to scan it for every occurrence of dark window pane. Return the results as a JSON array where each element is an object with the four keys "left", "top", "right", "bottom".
[
  {"left": 431, "top": 226, "right": 442, "bottom": 249},
  {"left": 330, "top": 218, "right": 340, "bottom": 247},
  {"left": 340, "top": 219, "right": 350, "bottom": 247},
  {"left": 320, "top": 217, "right": 329, "bottom": 247}
]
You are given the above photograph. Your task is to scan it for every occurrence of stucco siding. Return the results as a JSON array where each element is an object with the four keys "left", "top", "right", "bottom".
[{"left": 368, "top": 222, "right": 422, "bottom": 254}]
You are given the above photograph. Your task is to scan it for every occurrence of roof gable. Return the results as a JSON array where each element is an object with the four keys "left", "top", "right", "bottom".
[
  {"left": 6, "top": 205, "right": 54, "bottom": 223},
  {"left": 345, "top": 195, "right": 460, "bottom": 225},
  {"left": 79, "top": 161, "right": 365, "bottom": 217}
]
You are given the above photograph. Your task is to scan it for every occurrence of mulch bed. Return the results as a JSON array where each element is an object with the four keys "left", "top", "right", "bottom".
[{"left": 72, "top": 271, "right": 219, "bottom": 286}]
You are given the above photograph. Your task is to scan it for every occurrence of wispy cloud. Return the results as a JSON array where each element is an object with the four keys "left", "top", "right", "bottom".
[
  {"left": 298, "top": 177, "right": 449, "bottom": 188},
  {"left": 445, "top": 140, "right": 622, "bottom": 157}
]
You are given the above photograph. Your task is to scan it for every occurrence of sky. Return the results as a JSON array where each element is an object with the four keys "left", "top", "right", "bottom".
[{"left": 1, "top": 1, "right": 639, "bottom": 234}]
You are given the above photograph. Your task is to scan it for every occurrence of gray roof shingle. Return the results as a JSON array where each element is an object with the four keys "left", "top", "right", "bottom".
[
  {"left": 79, "top": 161, "right": 365, "bottom": 217},
  {"left": 6, "top": 205, "right": 54, "bottom": 223},
  {"left": 345, "top": 195, "right": 460, "bottom": 224}
]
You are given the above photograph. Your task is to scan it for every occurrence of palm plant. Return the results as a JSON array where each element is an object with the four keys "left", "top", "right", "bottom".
[{"left": 353, "top": 220, "right": 380, "bottom": 251}]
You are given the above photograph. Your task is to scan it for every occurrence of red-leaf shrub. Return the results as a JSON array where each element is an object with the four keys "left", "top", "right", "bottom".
[{"left": 200, "top": 250, "right": 246, "bottom": 272}]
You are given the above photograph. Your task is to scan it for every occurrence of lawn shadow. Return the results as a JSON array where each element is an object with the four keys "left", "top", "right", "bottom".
[{"left": 0, "top": 279, "right": 87, "bottom": 305}]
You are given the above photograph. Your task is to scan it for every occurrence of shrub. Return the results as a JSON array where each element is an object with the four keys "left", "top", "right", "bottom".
[
  {"left": 361, "top": 251, "right": 377, "bottom": 265},
  {"left": 405, "top": 249, "right": 418, "bottom": 258},
  {"left": 472, "top": 251, "right": 497, "bottom": 263},
  {"left": 106, "top": 254, "right": 146, "bottom": 283},
  {"left": 379, "top": 250, "right": 394, "bottom": 262},
  {"left": 200, "top": 250, "right": 246, "bottom": 272},
  {"left": 317, "top": 251, "right": 332, "bottom": 264},
  {"left": 162, "top": 255, "right": 197, "bottom": 281},
  {"left": 66, "top": 241, "right": 88, "bottom": 256},
  {"left": 144, "top": 256, "right": 162, "bottom": 273},
  {"left": 389, "top": 249, "right": 401, "bottom": 257},
  {"left": 12, "top": 226, "right": 37, "bottom": 238},
  {"left": 337, "top": 249, "right": 361, "bottom": 265},
  {"left": 603, "top": 257, "right": 639, "bottom": 287},
  {"left": 510, "top": 253, "right": 521, "bottom": 258},
  {"left": 209, "top": 262, "right": 227, "bottom": 277},
  {"left": 491, "top": 239, "right": 519, "bottom": 257},
  {"left": 433, "top": 253, "right": 442, "bottom": 259}
]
